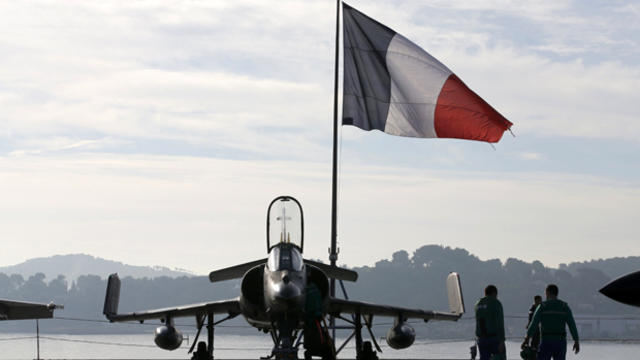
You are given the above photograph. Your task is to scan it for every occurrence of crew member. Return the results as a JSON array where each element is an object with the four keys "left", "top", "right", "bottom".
[
  {"left": 522, "top": 284, "right": 580, "bottom": 360},
  {"left": 474, "top": 285, "right": 506, "bottom": 360},
  {"left": 526, "top": 295, "right": 543, "bottom": 350},
  {"left": 191, "top": 341, "right": 211, "bottom": 360},
  {"left": 304, "top": 282, "right": 333, "bottom": 360}
]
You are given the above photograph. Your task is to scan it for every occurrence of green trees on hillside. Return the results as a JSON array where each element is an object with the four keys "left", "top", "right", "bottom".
[{"left": 1, "top": 245, "right": 639, "bottom": 335}]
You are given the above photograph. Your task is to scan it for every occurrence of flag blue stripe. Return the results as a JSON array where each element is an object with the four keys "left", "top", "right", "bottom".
[{"left": 342, "top": 3, "right": 396, "bottom": 132}]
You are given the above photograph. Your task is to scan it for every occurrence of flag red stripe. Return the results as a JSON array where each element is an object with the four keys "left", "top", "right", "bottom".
[{"left": 434, "top": 74, "right": 512, "bottom": 143}]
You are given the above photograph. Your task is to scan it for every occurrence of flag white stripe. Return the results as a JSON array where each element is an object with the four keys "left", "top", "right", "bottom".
[{"left": 384, "top": 34, "right": 453, "bottom": 138}]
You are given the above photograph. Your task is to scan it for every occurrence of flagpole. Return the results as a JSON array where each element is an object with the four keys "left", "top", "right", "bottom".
[
  {"left": 330, "top": 0, "right": 341, "bottom": 289},
  {"left": 329, "top": 0, "right": 342, "bottom": 341}
]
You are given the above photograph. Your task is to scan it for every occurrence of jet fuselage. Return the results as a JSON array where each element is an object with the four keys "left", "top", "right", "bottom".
[{"left": 240, "top": 243, "right": 326, "bottom": 330}]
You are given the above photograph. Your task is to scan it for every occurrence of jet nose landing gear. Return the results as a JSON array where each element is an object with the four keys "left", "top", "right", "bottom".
[
  {"left": 273, "top": 347, "right": 299, "bottom": 360},
  {"left": 264, "top": 318, "right": 305, "bottom": 360}
]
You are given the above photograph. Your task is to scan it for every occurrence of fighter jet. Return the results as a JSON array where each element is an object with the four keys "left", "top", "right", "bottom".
[
  {"left": 0, "top": 299, "right": 62, "bottom": 321},
  {"left": 103, "top": 196, "right": 465, "bottom": 360},
  {"left": 600, "top": 270, "right": 640, "bottom": 307}
]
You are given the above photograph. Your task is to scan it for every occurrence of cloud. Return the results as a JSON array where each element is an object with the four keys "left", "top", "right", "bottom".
[
  {"left": 8, "top": 137, "right": 131, "bottom": 156},
  {"left": 450, "top": 53, "right": 640, "bottom": 141},
  {"left": 519, "top": 152, "right": 542, "bottom": 161},
  {"left": 422, "top": 0, "right": 573, "bottom": 22},
  {"left": 1, "top": 0, "right": 639, "bottom": 164}
]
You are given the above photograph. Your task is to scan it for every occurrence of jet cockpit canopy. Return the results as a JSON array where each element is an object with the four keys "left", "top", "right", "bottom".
[
  {"left": 267, "top": 196, "right": 303, "bottom": 253},
  {"left": 267, "top": 243, "right": 304, "bottom": 272}
]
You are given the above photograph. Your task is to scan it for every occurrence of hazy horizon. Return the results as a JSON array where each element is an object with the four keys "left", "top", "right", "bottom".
[{"left": 1, "top": 244, "right": 638, "bottom": 278}]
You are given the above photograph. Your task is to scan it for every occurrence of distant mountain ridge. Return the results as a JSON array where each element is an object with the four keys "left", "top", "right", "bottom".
[
  {"left": 2, "top": 251, "right": 639, "bottom": 284},
  {"left": 560, "top": 257, "right": 640, "bottom": 279},
  {"left": 0, "top": 254, "right": 193, "bottom": 281}
]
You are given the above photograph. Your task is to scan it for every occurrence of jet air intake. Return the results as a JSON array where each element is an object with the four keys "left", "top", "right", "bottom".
[
  {"left": 154, "top": 325, "right": 183, "bottom": 350},
  {"left": 386, "top": 320, "right": 415, "bottom": 349}
]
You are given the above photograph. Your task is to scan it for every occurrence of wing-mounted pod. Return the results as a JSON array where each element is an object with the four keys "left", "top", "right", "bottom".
[
  {"left": 154, "top": 318, "right": 184, "bottom": 351},
  {"left": 386, "top": 317, "right": 416, "bottom": 349},
  {"left": 385, "top": 273, "right": 463, "bottom": 350},
  {"left": 267, "top": 196, "right": 303, "bottom": 253}
]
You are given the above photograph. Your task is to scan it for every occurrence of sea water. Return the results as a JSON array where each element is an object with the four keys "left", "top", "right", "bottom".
[{"left": 0, "top": 333, "right": 638, "bottom": 359}]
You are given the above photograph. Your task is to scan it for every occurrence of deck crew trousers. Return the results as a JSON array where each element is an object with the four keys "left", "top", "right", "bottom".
[
  {"left": 537, "top": 339, "right": 567, "bottom": 360},
  {"left": 477, "top": 338, "right": 501, "bottom": 360}
]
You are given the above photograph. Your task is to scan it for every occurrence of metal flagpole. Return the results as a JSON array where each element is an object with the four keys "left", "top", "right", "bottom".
[{"left": 330, "top": 0, "right": 342, "bottom": 342}]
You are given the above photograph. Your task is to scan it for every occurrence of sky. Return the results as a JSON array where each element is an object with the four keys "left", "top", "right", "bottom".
[{"left": 0, "top": 0, "right": 639, "bottom": 276}]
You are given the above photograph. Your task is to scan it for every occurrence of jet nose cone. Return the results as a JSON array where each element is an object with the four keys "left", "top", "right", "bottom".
[
  {"left": 276, "top": 283, "right": 301, "bottom": 300},
  {"left": 600, "top": 270, "right": 640, "bottom": 307}
]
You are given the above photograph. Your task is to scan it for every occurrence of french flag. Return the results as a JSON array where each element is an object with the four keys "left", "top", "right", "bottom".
[{"left": 342, "top": 3, "right": 513, "bottom": 143}]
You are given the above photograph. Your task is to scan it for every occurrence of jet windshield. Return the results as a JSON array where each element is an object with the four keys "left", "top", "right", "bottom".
[
  {"left": 267, "top": 245, "right": 303, "bottom": 271},
  {"left": 267, "top": 196, "right": 303, "bottom": 252}
]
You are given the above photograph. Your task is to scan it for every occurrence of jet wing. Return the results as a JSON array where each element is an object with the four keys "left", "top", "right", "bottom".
[
  {"left": 209, "top": 258, "right": 267, "bottom": 283},
  {"left": 328, "top": 298, "right": 461, "bottom": 321},
  {"left": 105, "top": 298, "right": 241, "bottom": 323},
  {"left": 208, "top": 258, "right": 358, "bottom": 283},
  {"left": 327, "top": 272, "right": 465, "bottom": 321},
  {"left": 103, "top": 273, "right": 240, "bottom": 322},
  {"left": 0, "top": 299, "right": 61, "bottom": 320},
  {"left": 304, "top": 260, "right": 358, "bottom": 282}
]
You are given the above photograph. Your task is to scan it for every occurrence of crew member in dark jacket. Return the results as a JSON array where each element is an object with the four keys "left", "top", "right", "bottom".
[
  {"left": 522, "top": 284, "right": 580, "bottom": 360},
  {"left": 304, "top": 282, "right": 333, "bottom": 360},
  {"left": 526, "top": 295, "right": 543, "bottom": 350},
  {"left": 475, "top": 285, "right": 506, "bottom": 360}
]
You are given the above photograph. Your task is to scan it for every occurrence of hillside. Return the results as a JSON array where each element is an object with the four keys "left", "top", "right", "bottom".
[
  {"left": 560, "top": 257, "right": 640, "bottom": 279},
  {"left": 1, "top": 245, "right": 639, "bottom": 337},
  {"left": 0, "top": 254, "right": 192, "bottom": 281}
]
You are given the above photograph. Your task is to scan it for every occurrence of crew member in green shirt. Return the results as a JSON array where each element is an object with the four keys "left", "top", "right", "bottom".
[
  {"left": 304, "top": 282, "right": 333, "bottom": 360},
  {"left": 522, "top": 284, "right": 580, "bottom": 360},
  {"left": 475, "top": 285, "right": 506, "bottom": 360}
]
